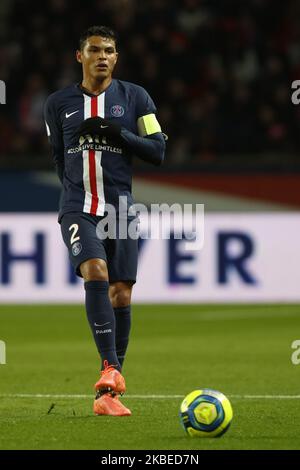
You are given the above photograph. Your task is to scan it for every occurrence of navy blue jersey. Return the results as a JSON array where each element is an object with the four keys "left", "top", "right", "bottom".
[{"left": 44, "top": 79, "right": 163, "bottom": 220}]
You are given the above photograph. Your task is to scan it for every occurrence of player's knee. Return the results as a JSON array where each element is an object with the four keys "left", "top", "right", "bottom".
[
  {"left": 110, "top": 286, "right": 132, "bottom": 308},
  {"left": 80, "top": 258, "right": 108, "bottom": 282}
]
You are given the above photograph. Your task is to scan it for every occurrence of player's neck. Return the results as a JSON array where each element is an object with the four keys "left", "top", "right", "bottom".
[{"left": 81, "top": 76, "right": 112, "bottom": 96}]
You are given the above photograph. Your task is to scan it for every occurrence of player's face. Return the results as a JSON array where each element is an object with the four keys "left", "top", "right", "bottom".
[{"left": 77, "top": 36, "right": 118, "bottom": 81}]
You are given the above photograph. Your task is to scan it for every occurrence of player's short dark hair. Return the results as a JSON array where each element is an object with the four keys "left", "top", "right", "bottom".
[{"left": 79, "top": 26, "right": 117, "bottom": 51}]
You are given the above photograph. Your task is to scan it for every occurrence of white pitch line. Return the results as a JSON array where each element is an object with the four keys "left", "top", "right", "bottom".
[
  {"left": 1, "top": 394, "right": 300, "bottom": 400},
  {"left": 229, "top": 395, "right": 300, "bottom": 399},
  {"left": 0, "top": 394, "right": 182, "bottom": 399}
]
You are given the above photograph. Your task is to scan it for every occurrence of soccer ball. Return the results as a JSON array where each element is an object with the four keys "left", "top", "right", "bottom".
[{"left": 179, "top": 389, "right": 233, "bottom": 437}]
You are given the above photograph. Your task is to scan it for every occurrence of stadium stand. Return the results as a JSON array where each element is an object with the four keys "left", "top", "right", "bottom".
[{"left": 0, "top": 0, "right": 300, "bottom": 171}]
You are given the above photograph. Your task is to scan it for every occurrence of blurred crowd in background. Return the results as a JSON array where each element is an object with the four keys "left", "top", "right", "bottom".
[{"left": 0, "top": 0, "right": 300, "bottom": 170}]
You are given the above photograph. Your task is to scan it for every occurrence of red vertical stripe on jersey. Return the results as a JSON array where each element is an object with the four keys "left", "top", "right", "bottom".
[{"left": 89, "top": 96, "right": 98, "bottom": 214}]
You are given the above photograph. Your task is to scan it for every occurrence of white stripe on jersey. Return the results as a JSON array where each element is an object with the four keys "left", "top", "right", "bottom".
[
  {"left": 83, "top": 94, "right": 92, "bottom": 213},
  {"left": 82, "top": 93, "right": 106, "bottom": 216},
  {"left": 94, "top": 92, "right": 105, "bottom": 216}
]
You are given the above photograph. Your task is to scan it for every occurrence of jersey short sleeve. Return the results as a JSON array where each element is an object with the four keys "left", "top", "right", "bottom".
[{"left": 135, "top": 86, "right": 157, "bottom": 118}]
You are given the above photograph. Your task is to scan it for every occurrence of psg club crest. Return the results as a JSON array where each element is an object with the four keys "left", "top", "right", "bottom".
[
  {"left": 72, "top": 242, "right": 82, "bottom": 257},
  {"left": 110, "top": 105, "right": 124, "bottom": 117}
]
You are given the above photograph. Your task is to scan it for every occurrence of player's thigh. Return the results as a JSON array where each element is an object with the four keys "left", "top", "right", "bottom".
[{"left": 60, "top": 212, "right": 107, "bottom": 278}]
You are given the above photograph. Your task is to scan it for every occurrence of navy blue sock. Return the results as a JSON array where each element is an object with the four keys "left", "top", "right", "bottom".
[
  {"left": 84, "top": 280, "right": 121, "bottom": 371},
  {"left": 114, "top": 305, "right": 131, "bottom": 369}
]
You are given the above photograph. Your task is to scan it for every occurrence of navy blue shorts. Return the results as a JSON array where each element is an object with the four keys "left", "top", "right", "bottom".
[{"left": 60, "top": 212, "right": 139, "bottom": 283}]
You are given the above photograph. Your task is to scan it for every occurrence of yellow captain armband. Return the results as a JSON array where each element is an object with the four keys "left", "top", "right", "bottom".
[{"left": 137, "top": 113, "right": 162, "bottom": 137}]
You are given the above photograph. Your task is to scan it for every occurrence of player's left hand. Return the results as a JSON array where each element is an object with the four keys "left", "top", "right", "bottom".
[{"left": 77, "top": 117, "right": 121, "bottom": 140}]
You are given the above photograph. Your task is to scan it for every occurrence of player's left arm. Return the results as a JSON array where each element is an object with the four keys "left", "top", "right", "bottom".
[
  {"left": 120, "top": 121, "right": 166, "bottom": 166},
  {"left": 119, "top": 87, "right": 166, "bottom": 166}
]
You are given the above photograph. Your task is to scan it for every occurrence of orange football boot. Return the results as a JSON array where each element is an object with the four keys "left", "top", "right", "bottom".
[
  {"left": 94, "top": 360, "right": 126, "bottom": 394},
  {"left": 93, "top": 392, "right": 131, "bottom": 416}
]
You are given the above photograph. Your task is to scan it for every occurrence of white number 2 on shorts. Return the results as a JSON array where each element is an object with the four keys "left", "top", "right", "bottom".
[{"left": 69, "top": 224, "right": 80, "bottom": 244}]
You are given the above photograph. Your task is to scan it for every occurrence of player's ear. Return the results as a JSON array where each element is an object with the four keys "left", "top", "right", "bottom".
[{"left": 76, "top": 50, "right": 82, "bottom": 64}]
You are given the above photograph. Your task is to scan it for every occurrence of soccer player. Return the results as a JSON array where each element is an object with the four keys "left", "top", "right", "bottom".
[{"left": 44, "top": 26, "right": 166, "bottom": 416}]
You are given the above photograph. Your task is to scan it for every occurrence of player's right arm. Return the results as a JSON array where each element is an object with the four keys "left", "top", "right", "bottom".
[{"left": 44, "top": 94, "right": 65, "bottom": 183}]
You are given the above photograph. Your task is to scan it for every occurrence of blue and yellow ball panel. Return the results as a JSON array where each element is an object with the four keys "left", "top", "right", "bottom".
[{"left": 179, "top": 389, "right": 233, "bottom": 437}]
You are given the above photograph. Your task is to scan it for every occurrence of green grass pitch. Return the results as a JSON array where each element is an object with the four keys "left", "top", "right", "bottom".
[{"left": 0, "top": 304, "right": 300, "bottom": 450}]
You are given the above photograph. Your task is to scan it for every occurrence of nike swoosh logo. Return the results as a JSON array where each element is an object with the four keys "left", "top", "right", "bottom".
[
  {"left": 66, "top": 110, "right": 79, "bottom": 118},
  {"left": 94, "top": 322, "right": 110, "bottom": 327},
  {"left": 100, "top": 125, "right": 108, "bottom": 128}
]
